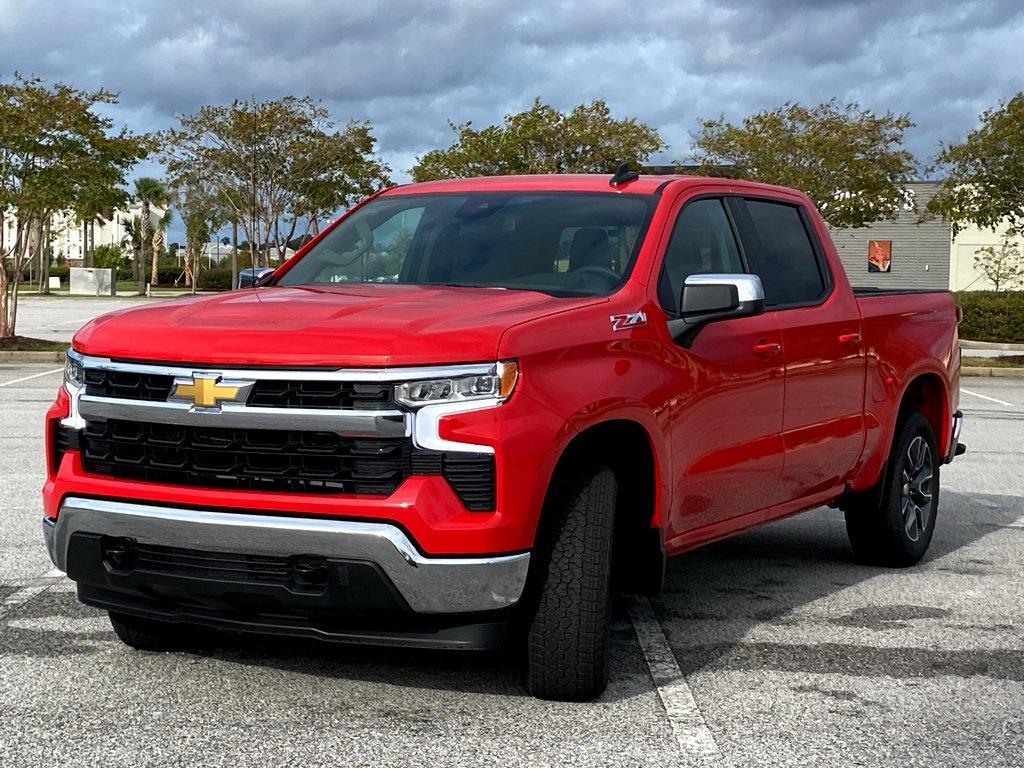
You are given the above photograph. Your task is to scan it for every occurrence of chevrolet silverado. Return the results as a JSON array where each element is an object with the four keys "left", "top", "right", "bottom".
[{"left": 43, "top": 171, "right": 964, "bottom": 701}]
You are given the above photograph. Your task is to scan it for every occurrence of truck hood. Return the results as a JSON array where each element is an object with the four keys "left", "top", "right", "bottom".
[{"left": 73, "top": 284, "right": 602, "bottom": 367}]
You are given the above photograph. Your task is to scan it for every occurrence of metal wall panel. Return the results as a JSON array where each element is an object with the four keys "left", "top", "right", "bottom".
[{"left": 828, "top": 182, "right": 951, "bottom": 290}]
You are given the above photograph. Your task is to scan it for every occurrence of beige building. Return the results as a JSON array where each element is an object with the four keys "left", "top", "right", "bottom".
[
  {"left": 949, "top": 220, "right": 1024, "bottom": 291},
  {"left": 1, "top": 202, "right": 166, "bottom": 263}
]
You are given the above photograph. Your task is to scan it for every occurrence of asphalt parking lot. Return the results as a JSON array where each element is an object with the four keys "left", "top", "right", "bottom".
[
  {"left": 1, "top": 299, "right": 1022, "bottom": 766},
  {"left": 12, "top": 295, "right": 153, "bottom": 342}
]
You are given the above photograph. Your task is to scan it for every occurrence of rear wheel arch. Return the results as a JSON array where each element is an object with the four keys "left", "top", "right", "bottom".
[
  {"left": 844, "top": 371, "right": 948, "bottom": 512},
  {"left": 897, "top": 372, "right": 948, "bottom": 458}
]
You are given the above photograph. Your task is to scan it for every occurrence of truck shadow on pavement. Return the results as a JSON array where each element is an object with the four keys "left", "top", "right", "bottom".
[
  {"left": 3, "top": 489, "right": 1020, "bottom": 700},
  {"left": 654, "top": 489, "right": 1024, "bottom": 688}
]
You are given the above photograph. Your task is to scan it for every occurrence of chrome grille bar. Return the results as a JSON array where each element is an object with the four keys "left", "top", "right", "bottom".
[{"left": 77, "top": 395, "right": 409, "bottom": 437}]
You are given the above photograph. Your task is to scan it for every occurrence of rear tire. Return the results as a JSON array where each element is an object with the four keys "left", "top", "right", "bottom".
[
  {"left": 526, "top": 465, "right": 617, "bottom": 701},
  {"left": 109, "top": 612, "right": 192, "bottom": 651},
  {"left": 846, "top": 411, "right": 939, "bottom": 567}
]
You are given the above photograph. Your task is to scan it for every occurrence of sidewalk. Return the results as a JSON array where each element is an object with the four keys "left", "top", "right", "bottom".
[{"left": 961, "top": 339, "right": 1024, "bottom": 358}]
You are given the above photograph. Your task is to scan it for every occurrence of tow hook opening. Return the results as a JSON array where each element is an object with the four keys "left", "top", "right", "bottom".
[
  {"left": 289, "top": 555, "right": 329, "bottom": 590},
  {"left": 102, "top": 537, "right": 138, "bottom": 571}
]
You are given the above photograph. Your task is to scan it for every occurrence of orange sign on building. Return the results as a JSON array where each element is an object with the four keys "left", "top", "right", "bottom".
[{"left": 868, "top": 240, "right": 892, "bottom": 272}]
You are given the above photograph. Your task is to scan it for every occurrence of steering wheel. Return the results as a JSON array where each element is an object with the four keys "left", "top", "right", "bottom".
[{"left": 571, "top": 265, "right": 620, "bottom": 285}]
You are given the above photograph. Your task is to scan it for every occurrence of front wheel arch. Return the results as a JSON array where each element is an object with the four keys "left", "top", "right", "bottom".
[{"left": 531, "top": 419, "right": 664, "bottom": 597}]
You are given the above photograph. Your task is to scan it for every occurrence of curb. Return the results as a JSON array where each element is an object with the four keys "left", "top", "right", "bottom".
[
  {"left": 961, "top": 339, "right": 1024, "bottom": 351},
  {"left": 962, "top": 366, "right": 1024, "bottom": 378},
  {"left": 0, "top": 351, "right": 66, "bottom": 363}
]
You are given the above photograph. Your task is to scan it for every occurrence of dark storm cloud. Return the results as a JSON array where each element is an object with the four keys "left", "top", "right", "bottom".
[{"left": 2, "top": 0, "right": 1022, "bottom": 179}]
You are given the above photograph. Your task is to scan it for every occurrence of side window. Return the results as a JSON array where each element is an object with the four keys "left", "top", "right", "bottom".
[
  {"left": 658, "top": 198, "right": 743, "bottom": 313},
  {"left": 743, "top": 200, "right": 826, "bottom": 306}
]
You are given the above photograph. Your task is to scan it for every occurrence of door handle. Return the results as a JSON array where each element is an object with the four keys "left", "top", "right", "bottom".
[
  {"left": 838, "top": 332, "right": 862, "bottom": 347},
  {"left": 752, "top": 340, "right": 782, "bottom": 359}
]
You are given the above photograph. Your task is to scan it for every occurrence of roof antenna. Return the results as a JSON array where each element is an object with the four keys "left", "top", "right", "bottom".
[{"left": 609, "top": 162, "right": 640, "bottom": 187}]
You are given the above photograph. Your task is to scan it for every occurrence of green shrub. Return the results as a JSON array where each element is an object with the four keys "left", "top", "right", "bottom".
[
  {"left": 93, "top": 244, "right": 124, "bottom": 269},
  {"left": 955, "top": 291, "right": 1024, "bottom": 343},
  {"left": 156, "top": 265, "right": 187, "bottom": 286},
  {"left": 198, "top": 268, "right": 234, "bottom": 290}
]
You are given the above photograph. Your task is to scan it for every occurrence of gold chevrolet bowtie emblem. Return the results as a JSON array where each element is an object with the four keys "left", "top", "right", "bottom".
[{"left": 171, "top": 374, "right": 249, "bottom": 409}]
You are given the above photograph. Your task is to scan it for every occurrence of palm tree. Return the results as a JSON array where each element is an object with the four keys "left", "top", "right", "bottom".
[
  {"left": 120, "top": 215, "right": 143, "bottom": 285},
  {"left": 133, "top": 177, "right": 170, "bottom": 292},
  {"left": 151, "top": 209, "right": 172, "bottom": 279}
]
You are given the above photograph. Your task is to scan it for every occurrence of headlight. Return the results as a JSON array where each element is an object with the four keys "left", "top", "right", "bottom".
[
  {"left": 64, "top": 352, "right": 85, "bottom": 388},
  {"left": 395, "top": 361, "right": 518, "bottom": 408}
]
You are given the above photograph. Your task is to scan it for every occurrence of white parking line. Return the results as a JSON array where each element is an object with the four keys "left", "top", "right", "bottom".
[
  {"left": 627, "top": 596, "right": 721, "bottom": 764},
  {"left": 0, "top": 568, "right": 64, "bottom": 621},
  {"left": 0, "top": 368, "right": 63, "bottom": 388},
  {"left": 960, "top": 388, "right": 1014, "bottom": 407}
]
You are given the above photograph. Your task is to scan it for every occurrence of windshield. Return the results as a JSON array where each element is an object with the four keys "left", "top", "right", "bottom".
[{"left": 276, "top": 192, "right": 656, "bottom": 296}]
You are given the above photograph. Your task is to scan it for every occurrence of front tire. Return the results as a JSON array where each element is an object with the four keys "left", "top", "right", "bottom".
[
  {"left": 846, "top": 411, "right": 939, "bottom": 566},
  {"left": 526, "top": 465, "right": 617, "bottom": 701}
]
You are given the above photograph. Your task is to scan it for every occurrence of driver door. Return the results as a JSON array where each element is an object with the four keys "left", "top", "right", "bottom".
[{"left": 659, "top": 196, "right": 786, "bottom": 541}]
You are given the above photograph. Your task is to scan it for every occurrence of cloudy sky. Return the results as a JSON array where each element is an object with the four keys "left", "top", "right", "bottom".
[{"left": 2, "top": 0, "right": 1022, "bottom": 239}]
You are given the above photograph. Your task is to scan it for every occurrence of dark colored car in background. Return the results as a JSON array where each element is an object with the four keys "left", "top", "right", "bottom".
[{"left": 236, "top": 268, "right": 275, "bottom": 289}]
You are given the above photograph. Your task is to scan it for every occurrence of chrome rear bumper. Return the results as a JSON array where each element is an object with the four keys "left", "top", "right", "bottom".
[
  {"left": 45, "top": 497, "right": 529, "bottom": 614},
  {"left": 944, "top": 409, "right": 965, "bottom": 464}
]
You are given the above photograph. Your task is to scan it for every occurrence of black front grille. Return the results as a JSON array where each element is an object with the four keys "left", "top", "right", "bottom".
[
  {"left": 85, "top": 369, "right": 174, "bottom": 401},
  {"left": 132, "top": 541, "right": 295, "bottom": 584},
  {"left": 81, "top": 419, "right": 411, "bottom": 495},
  {"left": 247, "top": 380, "right": 393, "bottom": 410},
  {"left": 77, "top": 417, "right": 497, "bottom": 509}
]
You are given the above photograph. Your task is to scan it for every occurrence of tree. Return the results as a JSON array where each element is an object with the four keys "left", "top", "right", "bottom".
[
  {"left": 161, "top": 96, "right": 391, "bottom": 269},
  {"left": 170, "top": 175, "right": 225, "bottom": 290},
  {"left": 133, "top": 176, "right": 170, "bottom": 290},
  {"left": 0, "top": 75, "right": 148, "bottom": 337},
  {"left": 690, "top": 100, "right": 916, "bottom": 228},
  {"left": 120, "top": 215, "right": 143, "bottom": 278},
  {"left": 152, "top": 208, "right": 172, "bottom": 267},
  {"left": 973, "top": 238, "right": 1024, "bottom": 291},
  {"left": 92, "top": 243, "right": 127, "bottom": 273},
  {"left": 927, "top": 94, "right": 1024, "bottom": 236},
  {"left": 75, "top": 187, "right": 120, "bottom": 270},
  {"left": 411, "top": 99, "right": 664, "bottom": 181}
]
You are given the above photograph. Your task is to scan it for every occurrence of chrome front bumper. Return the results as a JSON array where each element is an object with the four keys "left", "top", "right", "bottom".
[{"left": 45, "top": 497, "right": 530, "bottom": 614}]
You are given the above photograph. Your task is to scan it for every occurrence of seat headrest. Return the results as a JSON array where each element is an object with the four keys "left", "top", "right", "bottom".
[{"left": 569, "top": 228, "right": 613, "bottom": 272}]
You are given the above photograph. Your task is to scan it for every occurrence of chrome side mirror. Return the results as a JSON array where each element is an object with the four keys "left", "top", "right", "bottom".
[{"left": 668, "top": 273, "right": 765, "bottom": 346}]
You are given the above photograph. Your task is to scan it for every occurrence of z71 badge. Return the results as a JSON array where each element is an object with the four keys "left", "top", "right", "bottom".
[{"left": 610, "top": 311, "right": 647, "bottom": 331}]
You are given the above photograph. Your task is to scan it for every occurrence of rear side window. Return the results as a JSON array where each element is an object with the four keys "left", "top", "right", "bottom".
[
  {"left": 744, "top": 200, "right": 826, "bottom": 306},
  {"left": 658, "top": 198, "right": 744, "bottom": 313}
]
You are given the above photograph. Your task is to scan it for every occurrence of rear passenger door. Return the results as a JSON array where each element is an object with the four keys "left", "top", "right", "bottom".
[{"left": 735, "top": 197, "right": 866, "bottom": 503}]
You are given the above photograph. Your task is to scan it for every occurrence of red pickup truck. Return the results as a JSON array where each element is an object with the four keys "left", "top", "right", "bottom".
[{"left": 43, "top": 172, "right": 963, "bottom": 701}]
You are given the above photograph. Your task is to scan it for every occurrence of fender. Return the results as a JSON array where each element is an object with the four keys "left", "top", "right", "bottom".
[
  {"left": 848, "top": 360, "right": 953, "bottom": 492},
  {"left": 552, "top": 397, "right": 669, "bottom": 530}
]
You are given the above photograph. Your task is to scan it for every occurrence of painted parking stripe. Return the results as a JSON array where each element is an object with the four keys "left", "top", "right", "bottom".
[
  {"left": 0, "top": 368, "right": 63, "bottom": 388},
  {"left": 960, "top": 388, "right": 1014, "bottom": 407},
  {"left": 627, "top": 596, "right": 722, "bottom": 763},
  {"left": 0, "top": 568, "right": 64, "bottom": 620}
]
